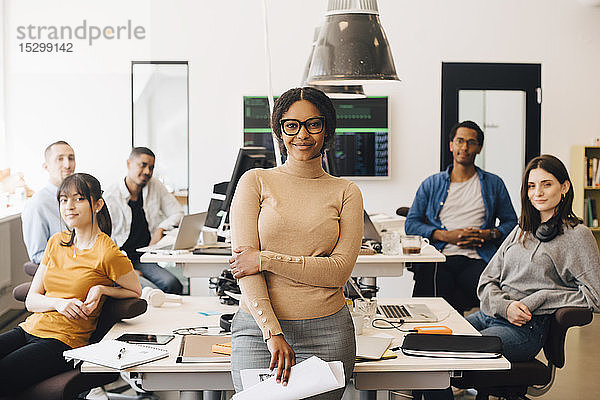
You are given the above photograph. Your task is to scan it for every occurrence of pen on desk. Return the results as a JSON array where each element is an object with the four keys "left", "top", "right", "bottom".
[{"left": 117, "top": 347, "right": 126, "bottom": 359}]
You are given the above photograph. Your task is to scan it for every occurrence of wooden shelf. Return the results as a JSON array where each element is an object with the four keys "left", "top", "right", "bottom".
[{"left": 571, "top": 146, "right": 600, "bottom": 248}]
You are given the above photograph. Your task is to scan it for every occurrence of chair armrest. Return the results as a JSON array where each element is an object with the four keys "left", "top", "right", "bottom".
[
  {"left": 102, "top": 297, "right": 148, "bottom": 320},
  {"left": 554, "top": 307, "right": 593, "bottom": 328},
  {"left": 12, "top": 282, "right": 31, "bottom": 302},
  {"left": 544, "top": 307, "right": 593, "bottom": 369},
  {"left": 23, "top": 261, "right": 39, "bottom": 277}
]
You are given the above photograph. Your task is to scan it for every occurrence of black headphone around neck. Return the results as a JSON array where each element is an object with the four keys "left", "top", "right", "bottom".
[{"left": 535, "top": 214, "right": 561, "bottom": 242}]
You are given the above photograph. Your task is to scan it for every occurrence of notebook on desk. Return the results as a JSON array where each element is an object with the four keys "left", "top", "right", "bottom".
[
  {"left": 355, "top": 336, "right": 393, "bottom": 360},
  {"left": 193, "top": 244, "right": 232, "bottom": 256},
  {"left": 63, "top": 339, "right": 168, "bottom": 370},
  {"left": 176, "top": 335, "right": 232, "bottom": 363}
]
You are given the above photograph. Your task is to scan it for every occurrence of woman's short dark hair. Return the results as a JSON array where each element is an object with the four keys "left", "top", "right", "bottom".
[
  {"left": 519, "top": 154, "right": 580, "bottom": 240},
  {"left": 270, "top": 87, "right": 336, "bottom": 156},
  {"left": 448, "top": 120, "right": 485, "bottom": 147},
  {"left": 57, "top": 173, "right": 112, "bottom": 246}
]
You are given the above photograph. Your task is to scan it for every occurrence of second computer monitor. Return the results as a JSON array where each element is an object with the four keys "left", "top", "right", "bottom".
[{"left": 222, "top": 147, "right": 276, "bottom": 213}]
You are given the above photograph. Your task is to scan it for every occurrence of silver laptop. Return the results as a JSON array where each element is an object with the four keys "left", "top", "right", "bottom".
[
  {"left": 137, "top": 212, "right": 207, "bottom": 252},
  {"left": 363, "top": 211, "right": 381, "bottom": 242},
  {"left": 378, "top": 303, "right": 438, "bottom": 323}
]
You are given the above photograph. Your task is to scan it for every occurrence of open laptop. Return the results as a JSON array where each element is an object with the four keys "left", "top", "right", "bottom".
[
  {"left": 137, "top": 212, "right": 207, "bottom": 253},
  {"left": 363, "top": 211, "right": 382, "bottom": 242},
  {"left": 377, "top": 303, "right": 439, "bottom": 323}
]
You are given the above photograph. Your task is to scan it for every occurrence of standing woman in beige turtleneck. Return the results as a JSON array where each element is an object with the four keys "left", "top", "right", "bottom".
[{"left": 228, "top": 87, "right": 364, "bottom": 398}]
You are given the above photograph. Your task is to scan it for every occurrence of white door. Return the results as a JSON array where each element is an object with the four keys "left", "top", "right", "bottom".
[{"left": 458, "top": 90, "right": 526, "bottom": 215}]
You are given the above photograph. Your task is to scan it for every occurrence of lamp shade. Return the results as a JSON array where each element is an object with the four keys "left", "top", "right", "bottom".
[
  {"left": 307, "top": 0, "right": 399, "bottom": 85},
  {"left": 301, "top": 27, "right": 366, "bottom": 98},
  {"left": 311, "top": 84, "right": 366, "bottom": 98}
]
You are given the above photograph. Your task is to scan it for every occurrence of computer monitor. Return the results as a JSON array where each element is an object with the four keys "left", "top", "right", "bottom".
[
  {"left": 204, "top": 182, "right": 228, "bottom": 230},
  {"left": 243, "top": 96, "right": 389, "bottom": 178},
  {"left": 222, "top": 147, "right": 276, "bottom": 213}
]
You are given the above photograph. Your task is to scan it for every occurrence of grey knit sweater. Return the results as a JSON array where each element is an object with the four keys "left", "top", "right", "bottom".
[{"left": 478, "top": 223, "right": 600, "bottom": 319}]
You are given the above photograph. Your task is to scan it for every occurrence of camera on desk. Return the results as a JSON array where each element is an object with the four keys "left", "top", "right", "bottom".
[{"left": 361, "top": 239, "right": 382, "bottom": 254}]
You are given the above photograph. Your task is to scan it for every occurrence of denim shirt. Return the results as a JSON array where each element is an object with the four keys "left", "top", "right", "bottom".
[
  {"left": 21, "top": 183, "right": 63, "bottom": 264},
  {"left": 405, "top": 165, "right": 517, "bottom": 263}
]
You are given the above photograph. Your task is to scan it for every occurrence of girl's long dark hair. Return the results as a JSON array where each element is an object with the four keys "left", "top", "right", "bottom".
[
  {"left": 519, "top": 155, "right": 580, "bottom": 241},
  {"left": 57, "top": 173, "right": 112, "bottom": 246}
]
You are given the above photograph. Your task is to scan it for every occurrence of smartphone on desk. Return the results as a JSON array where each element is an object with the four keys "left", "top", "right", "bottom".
[{"left": 116, "top": 333, "right": 175, "bottom": 345}]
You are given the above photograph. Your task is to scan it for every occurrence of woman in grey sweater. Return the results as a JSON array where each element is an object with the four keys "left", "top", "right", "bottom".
[
  {"left": 469, "top": 154, "right": 600, "bottom": 362},
  {"left": 420, "top": 155, "right": 600, "bottom": 400}
]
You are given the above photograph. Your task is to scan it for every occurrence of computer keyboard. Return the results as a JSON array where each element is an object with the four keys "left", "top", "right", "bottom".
[{"left": 379, "top": 304, "right": 411, "bottom": 319}]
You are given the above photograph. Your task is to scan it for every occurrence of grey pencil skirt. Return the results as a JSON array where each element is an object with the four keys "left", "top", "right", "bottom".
[{"left": 231, "top": 305, "right": 356, "bottom": 399}]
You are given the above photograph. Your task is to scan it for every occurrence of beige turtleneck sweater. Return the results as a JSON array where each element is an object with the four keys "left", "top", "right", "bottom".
[{"left": 230, "top": 156, "right": 364, "bottom": 340}]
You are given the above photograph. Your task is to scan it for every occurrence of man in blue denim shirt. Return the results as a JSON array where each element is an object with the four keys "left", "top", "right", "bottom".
[
  {"left": 22, "top": 141, "right": 76, "bottom": 264},
  {"left": 405, "top": 121, "right": 517, "bottom": 314}
]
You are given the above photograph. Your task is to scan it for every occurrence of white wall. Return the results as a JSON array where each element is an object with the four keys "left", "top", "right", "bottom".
[{"left": 3, "top": 0, "right": 600, "bottom": 217}]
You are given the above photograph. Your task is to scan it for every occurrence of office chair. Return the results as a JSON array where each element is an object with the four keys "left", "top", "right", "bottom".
[
  {"left": 451, "top": 307, "right": 593, "bottom": 400},
  {"left": 7, "top": 281, "right": 148, "bottom": 400}
]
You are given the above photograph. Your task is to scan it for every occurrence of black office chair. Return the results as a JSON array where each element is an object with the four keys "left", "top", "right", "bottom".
[
  {"left": 7, "top": 282, "right": 148, "bottom": 400},
  {"left": 452, "top": 307, "right": 593, "bottom": 400}
]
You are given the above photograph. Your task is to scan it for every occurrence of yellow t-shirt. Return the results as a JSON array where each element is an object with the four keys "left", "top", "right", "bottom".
[{"left": 20, "top": 231, "right": 134, "bottom": 348}]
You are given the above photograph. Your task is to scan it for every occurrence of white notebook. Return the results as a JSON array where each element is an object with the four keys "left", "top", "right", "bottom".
[{"left": 63, "top": 339, "right": 169, "bottom": 369}]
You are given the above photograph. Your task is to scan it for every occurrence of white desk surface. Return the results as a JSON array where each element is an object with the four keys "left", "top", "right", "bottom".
[
  {"left": 140, "top": 245, "right": 446, "bottom": 278},
  {"left": 82, "top": 297, "right": 509, "bottom": 379}
]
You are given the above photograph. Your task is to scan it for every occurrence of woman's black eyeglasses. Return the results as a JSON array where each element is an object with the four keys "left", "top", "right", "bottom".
[{"left": 280, "top": 117, "right": 325, "bottom": 136}]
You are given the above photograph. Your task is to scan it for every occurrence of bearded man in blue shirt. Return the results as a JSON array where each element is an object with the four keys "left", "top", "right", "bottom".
[{"left": 405, "top": 121, "right": 517, "bottom": 314}]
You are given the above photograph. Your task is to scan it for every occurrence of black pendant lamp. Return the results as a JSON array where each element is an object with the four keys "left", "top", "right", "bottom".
[
  {"left": 302, "top": 27, "right": 366, "bottom": 98},
  {"left": 307, "top": 0, "right": 399, "bottom": 86}
]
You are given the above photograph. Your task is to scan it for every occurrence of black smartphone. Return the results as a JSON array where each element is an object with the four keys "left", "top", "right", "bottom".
[{"left": 116, "top": 333, "right": 175, "bottom": 345}]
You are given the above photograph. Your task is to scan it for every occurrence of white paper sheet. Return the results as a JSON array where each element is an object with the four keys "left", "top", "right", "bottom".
[{"left": 233, "top": 356, "right": 345, "bottom": 400}]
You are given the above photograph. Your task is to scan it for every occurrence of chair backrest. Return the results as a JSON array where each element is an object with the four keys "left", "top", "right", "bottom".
[
  {"left": 543, "top": 307, "right": 593, "bottom": 368},
  {"left": 396, "top": 207, "right": 410, "bottom": 217}
]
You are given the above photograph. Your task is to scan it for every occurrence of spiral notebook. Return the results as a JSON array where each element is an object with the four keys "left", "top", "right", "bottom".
[{"left": 63, "top": 339, "right": 169, "bottom": 369}]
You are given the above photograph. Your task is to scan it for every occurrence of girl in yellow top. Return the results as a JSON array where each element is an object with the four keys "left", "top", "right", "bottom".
[{"left": 0, "top": 173, "right": 142, "bottom": 396}]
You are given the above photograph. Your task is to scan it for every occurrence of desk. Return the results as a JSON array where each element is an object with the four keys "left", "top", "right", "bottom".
[
  {"left": 141, "top": 246, "right": 446, "bottom": 294},
  {"left": 82, "top": 296, "right": 509, "bottom": 399}
]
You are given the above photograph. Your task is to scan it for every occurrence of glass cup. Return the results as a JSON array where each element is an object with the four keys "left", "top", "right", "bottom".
[
  {"left": 353, "top": 298, "right": 378, "bottom": 329},
  {"left": 401, "top": 235, "right": 430, "bottom": 255},
  {"left": 351, "top": 313, "right": 364, "bottom": 335},
  {"left": 381, "top": 230, "right": 401, "bottom": 255}
]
